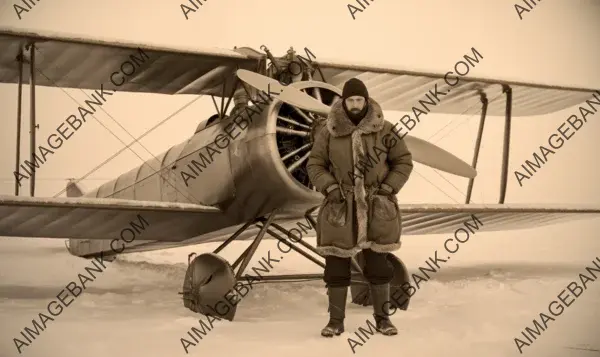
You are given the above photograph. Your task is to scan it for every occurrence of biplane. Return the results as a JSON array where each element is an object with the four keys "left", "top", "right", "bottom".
[{"left": 0, "top": 27, "right": 599, "bottom": 321}]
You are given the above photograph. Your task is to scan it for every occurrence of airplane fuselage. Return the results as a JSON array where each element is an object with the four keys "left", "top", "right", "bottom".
[{"left": 68, "top": 98, "right": 323, "bottom": 257}]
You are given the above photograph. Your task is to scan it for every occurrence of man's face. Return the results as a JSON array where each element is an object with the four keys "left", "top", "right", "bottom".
[{"left": 344, "top": 96, "right": 366, "bottom": 114}]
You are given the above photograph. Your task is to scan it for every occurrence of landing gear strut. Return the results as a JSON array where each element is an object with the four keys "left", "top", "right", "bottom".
[{"left": 180, "top": 206, "right": 412, "bottom": 321}]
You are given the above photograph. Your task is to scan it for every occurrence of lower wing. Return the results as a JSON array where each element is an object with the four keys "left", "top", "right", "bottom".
[
  {"left": 0, "top": 196, "right": 599, "bottom": 243},
  {"left": 0, "top": 195, "right": 229, "bottom": 242},
  {"left": 396, "top": 203, "right": 600, "bottom": 235}
]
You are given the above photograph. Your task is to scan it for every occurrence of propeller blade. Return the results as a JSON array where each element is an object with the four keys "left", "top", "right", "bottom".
[
  {"left": 236, "top": 69, "right": 475, "bottom": 178},
  {"left": 236, "top": 69, "right": 286, "bottom": 95},
  {"left": 278, "top": 85, "right": 331, "bottom": 116},
  {"left": 278, "top": 83, "right": 475, "bottom": 177},
  {"left": 403, "top": 135, "right": 477, "bottom": 178},
  {"left": 236, "top": 70, "right": 332, "bottom": 115}
]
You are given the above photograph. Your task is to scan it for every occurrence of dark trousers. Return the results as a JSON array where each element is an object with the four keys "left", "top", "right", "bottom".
[{"left": 324, "top": 249, "right": 394, "bottom": 288}]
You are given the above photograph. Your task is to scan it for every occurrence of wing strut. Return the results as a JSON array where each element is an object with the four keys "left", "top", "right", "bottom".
[
  {"left": 466, "top": 91, "right": 488, "bottom": 203},
  {"left": 499, "top": 85, "right": 513, "bottom": 204},
  {"left": 14, "top": 48, "right": 24, "bottom": 196},
  {"left": 14, "top": 43, "right": 38, "bottom": 197},
  {"left": 29, "top": 44, "right": 37, "bottom": 197}
]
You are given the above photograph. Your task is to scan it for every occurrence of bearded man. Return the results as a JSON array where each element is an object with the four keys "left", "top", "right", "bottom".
[{"left": 306, "top": 78, "right": 413, "bottom": 337}]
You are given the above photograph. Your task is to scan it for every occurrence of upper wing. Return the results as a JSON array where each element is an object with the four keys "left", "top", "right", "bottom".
[
  {"left": 2, "top": 27, "right": 596, "bottom": 118},
  {"left": 0, "top": 195, "right": 233, "bottom": 241},
  {"left": 316, "top": 57, "right": 599, "bottom": 117},
  {"left": 0, "top": 27, "right": 263, "bottom": 95}
]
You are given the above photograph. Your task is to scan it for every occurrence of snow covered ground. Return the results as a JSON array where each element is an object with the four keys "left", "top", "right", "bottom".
[{"left": 1, "top": 219, "right": 599, "bottom": 357}]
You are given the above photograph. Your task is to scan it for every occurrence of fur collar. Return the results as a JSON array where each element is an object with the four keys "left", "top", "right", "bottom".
[{"left": 326, "top": 98, "right": 385, "bottom": 137}]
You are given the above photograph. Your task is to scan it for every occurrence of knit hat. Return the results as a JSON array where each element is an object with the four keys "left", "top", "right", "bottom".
[{"left": 342, "top": 78, "right": 369, "bottom": 100}]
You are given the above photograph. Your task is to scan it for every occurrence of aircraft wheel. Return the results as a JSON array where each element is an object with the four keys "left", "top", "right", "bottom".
[
  {"left": 350, "top": 252, "right": 411, "bottom": 311},
  {"left": 182, "top": 253, "right": 238, "bottom": 321}
]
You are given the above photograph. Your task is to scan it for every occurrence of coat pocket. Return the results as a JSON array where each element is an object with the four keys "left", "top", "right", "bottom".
[
  {"left": 368, "top": 195, "right": 401, "bottom": 244},
  {"left": 317, "top": 198, "right": 352, "bottom": 249},
  {"left": 324, "top": 200, "right": 347, "bottom": 227},
  {"left": 372, "top": 195, "right": 398, "bottom": 221}
]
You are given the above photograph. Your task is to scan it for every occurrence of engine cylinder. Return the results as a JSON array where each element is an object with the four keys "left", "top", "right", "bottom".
[{"left": 223, "top": 82, "right": 343, "bottom": 220}]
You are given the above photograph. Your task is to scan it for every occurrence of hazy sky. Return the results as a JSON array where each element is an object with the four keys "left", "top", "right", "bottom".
[
  {"left": 0, "top": 0, "right": 599, "bottom": 211},
  {"left": 1, "top": 5, "right": 600, "bottom": 357}
]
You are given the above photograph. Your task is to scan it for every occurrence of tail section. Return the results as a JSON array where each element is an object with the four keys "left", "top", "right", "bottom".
[{"left": 66, "top": 179, "right": 84, "bottom": 197}]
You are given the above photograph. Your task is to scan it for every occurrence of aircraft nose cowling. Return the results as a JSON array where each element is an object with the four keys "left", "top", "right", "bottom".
[{"left": 182, "top": 253, "right": 238, "bottom": 321}]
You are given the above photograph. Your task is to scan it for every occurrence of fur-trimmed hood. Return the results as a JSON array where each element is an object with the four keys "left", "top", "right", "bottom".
[{"left": 326, "top": 98, "right": 385, "bottom": 137}]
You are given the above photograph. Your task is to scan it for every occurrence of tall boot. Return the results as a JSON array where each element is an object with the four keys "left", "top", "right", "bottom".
[
  {"left": 370, "top": 283, "right": 398, "bottom": 336},
  {"left": 321, "top": 286, "right": 347, "bottom": 337}
]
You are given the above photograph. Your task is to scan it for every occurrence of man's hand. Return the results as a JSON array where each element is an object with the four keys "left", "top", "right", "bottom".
[
  {"left": 376, "top": 189, "right": 392, "bottom": 196},
  {"left": 376, "top": 184, "right": 394, "bottom": 196},
  {"left": 327, "top": 188, "right": 344, "bottom": 203}
]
